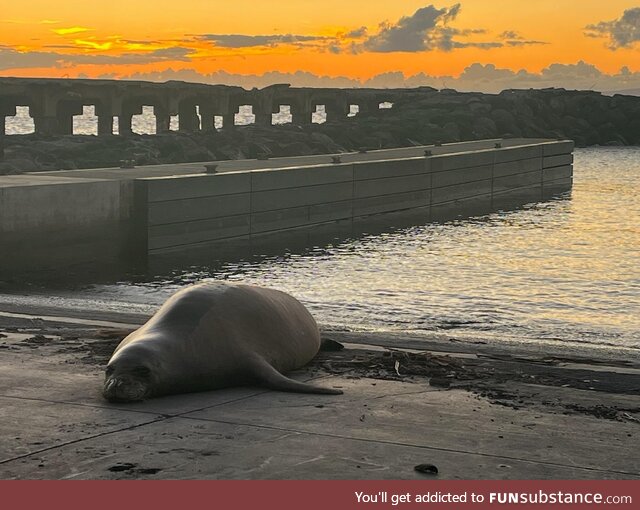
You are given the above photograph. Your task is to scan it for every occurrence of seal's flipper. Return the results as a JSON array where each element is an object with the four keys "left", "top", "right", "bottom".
[
  {"left": 249, "top": 358, "right": 342, "bottom": 395},
  {"left": 320, "top": 338, "right": 344, "bottom": 351}
]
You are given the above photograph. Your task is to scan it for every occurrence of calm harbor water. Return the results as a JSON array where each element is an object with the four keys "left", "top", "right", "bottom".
[{"left": 4, "top": 147, "right": 637, "bottom": 352}]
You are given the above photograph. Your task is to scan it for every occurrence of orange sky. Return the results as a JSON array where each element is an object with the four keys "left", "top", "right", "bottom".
[{"left": 1, "top": 1, "right": 639, "bottom": 82}]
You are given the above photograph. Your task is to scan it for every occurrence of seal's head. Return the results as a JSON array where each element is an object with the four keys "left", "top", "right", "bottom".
[{"left": 103, "top": 344, "right": 160, "bottom": 402}]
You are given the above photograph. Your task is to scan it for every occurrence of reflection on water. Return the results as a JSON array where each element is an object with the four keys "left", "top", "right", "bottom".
[{"left": 3, "top": 148, "right": 639, "bottom": 350}]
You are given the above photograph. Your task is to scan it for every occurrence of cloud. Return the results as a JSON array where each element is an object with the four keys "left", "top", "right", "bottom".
[
  {"left": 118, "top": 61, "right": 640, "bottom": 95},
  {"left": 0, "top": 47, "right": 63, "bottom": 70},
  {"left": 505, "top": 39, "right": 548, "bottom": 47},
  {"left": 193, "top": 6, "right": 494, "bottom": 54},
  {"left": 448, "top": 61, "right": 640, "bottom": 92},
  {"left": 585, "top": 7, "right": 640, "bottom": 48},
  {"left": 144, "top": 47, "right": 194, "bottom": 61},
  {"left": 435, "top": 27, "right": 502, "bottom": 51},
  {"left": 363, "top": 4, "right": 462, "bottom": 52},
  {"left": 53, "top": 26, "right": 91, "bottom": 36},
  {"left": 124, "top": 68, "right": 361, "bottom": 88},
  {"left": 358, "top": 4, "right": 539, "bottom": 53},
  {"left": 194, "top": 33, "right": 327, "bottom": 48},
  {"left": 346, "top": 26, "right": 368, "bottom": 38},
  {"left": 496, "top": 29, "right": 548, "bottom": 47},
  {"left": 499, "top": 30, "right": 522, "bottom": 40},
  {"left": 0, "top": 46, "right": 196, "bottom": 70}
]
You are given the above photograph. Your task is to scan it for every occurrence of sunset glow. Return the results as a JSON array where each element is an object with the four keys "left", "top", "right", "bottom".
[{"left": 1, "top": 1, "right": 639, "bottom": 89}]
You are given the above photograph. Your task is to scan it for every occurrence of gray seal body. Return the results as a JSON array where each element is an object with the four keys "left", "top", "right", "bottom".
[{"left": 103, "top": 282, "right": 341, "bottom": 402}]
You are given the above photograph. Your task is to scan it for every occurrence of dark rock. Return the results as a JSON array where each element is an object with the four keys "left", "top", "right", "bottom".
[
  {"left": 472, "top": 117, "right": 498, "bottom": 138},
  {"left": 442, "top": 122, "right": 461, "bottom": 142},
  {"left": 491, "top": 109, "right": 522, "bottom": 136},
  {"left": 414, "top": 463, "right": 439, "bottom": 475}
]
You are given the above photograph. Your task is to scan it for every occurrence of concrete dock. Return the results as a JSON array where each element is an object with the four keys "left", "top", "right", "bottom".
[
  {"left": 0, "top": 308, "right": 637, "bottom": 480},
  {"left": 0, "top": 138, "right": 573, "bottom": 281}
]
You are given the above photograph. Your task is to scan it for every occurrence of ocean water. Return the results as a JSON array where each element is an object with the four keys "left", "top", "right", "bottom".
[{"left": 4, "top": 147, "right": 637, "bottom": 352}]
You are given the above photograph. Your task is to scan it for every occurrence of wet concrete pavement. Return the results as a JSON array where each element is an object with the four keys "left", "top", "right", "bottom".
[{"left": 0, "top": 310, "right": 638, "bottom": 480}]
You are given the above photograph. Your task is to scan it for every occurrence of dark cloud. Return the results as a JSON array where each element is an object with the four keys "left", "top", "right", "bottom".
[
  {"left": 505, "top": 39, "right": 548, "bottom": 47},
  {"left": 585, "top": 7, "right": 640, "bottom": 49},
  {"left": 346, "top": 26, "right": 368, "bottom": 38},
  {"left": 145, "top": 47, "right": 194, "bottom": 61},
  {"left": 436, "top": 27, "right": 501, "bottom": 51},
  {"left": 459, "top": 41, "right": 503, "bottom": 49},
  {"left": 120, "top": 39, "right": 164, "bottom": 45},
  {"left": 194, "top": 34, "right": 327, "bottom": 48},
  {"left": 496, "top": 30, "right": 547, "bottom": 47},
  {"left": 363, "top": 4, "right": 461, "bottom": 52},
  {"left": 0, "top": 46, "right": 195, "bottom": 70},
  {"left": 499, "top": 30, "right": 522, "bottom": 40},
  {"left": 0, "top": 47, "right": 63, "bottom": 70},
  {"left": 359, "top": 4, "right": 515, "bottom": 53},
  {"left": 460, "top": 28, "right": 488, "bottom": 35}
]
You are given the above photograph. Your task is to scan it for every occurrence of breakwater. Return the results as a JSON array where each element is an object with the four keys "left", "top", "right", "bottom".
[
  {"left": 0, "top": 78, "right": 637, "bottom": 176},
  {"left": 0, "top": 77, "right": 398, "bottom": 136}
]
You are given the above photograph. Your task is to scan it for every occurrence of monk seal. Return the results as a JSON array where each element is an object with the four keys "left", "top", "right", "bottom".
[{"left": 103, "top": 282, "right": 342, "bottom": 402}]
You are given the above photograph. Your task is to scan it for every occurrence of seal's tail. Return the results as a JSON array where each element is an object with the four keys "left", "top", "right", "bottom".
[{"left": 251, "top": 358, "right": 343, "bottom": 395}]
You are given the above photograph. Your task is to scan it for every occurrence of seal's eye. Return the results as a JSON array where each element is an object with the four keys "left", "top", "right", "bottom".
[
  {"left": 133, "top": 366, "right": 151, "bottom": 377},
  {"left": 105, "top": 366, "right": 115, "bottom": 375}
]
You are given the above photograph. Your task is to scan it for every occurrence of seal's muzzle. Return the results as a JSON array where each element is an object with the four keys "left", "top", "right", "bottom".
[{"left": 103, "top": 375, "right": 150, "bottom": 402}]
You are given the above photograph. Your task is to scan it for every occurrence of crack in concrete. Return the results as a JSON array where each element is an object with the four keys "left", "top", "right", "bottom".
[
  {"left": 0, "top": 390, "right": 271, "bottom": 467},
  {"left": 178, "top": 415, "right": 640, "bottom": 478},
  {"left": 0, "top": 416, "right": 166, "bottom": 466}
]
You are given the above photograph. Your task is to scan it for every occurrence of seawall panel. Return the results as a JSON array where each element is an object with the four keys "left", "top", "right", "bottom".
[
  {"left": 148, "top": 215, "right": 251, "bottom": 250},
  {"left": 494, "top": 157, "right": 542, "bottom": 177},
  {"left": 354, "top": 190, "right": 430, "bottom": 217},
  {"left": 148, "top": 193, "right": 251, "bottom": 225},
  {"left": 431, "top": 164, "right": 492, "bottom": 188},
  {"left": 493, "top": 170, "right": 542, "bottom": 193},
  {"left": 542, "top": 141, "right": 575, "bottom": 156},
  {"left": 252, "top": 182, "right": 352, "bottom": 212},
  {"left": 543, "top": 154, "right": 573, "bottom": 168},
  {"left": 146, "top": 173, "right": 251, "bottom": 202},
  {"left": 494, "top": 145, "right": 543, "bottom": 163},
  {"left": 251, "top": 164, "right": 353, "bottom": 191},
  {"left": 543, "top": 165, "right": 573, "bottom": 182},
  {"left": 353, "top": 158, "right": 428, "bottom": 180},
  {"left": 354, "top": 174, "right": 431, "bottom": 198},
  {"left": 0, "top": 178, "right": 133, "bottom": 276},
  {"left": 0, "top": 180, "right": 124, "bottom": 232},
  {"left": 430, "top": 151, "right": 494, "bottom": 172},
  {"left": 431, "top": 179, "right": 493, "bottom": 205}
]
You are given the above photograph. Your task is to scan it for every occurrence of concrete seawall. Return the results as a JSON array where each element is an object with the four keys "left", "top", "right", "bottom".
[
  {"left": 136, "top": 139, "right": 573, "bottom": 254},
  {"left": 0, "top": 138, "right": 573, "bottom": 280}
]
